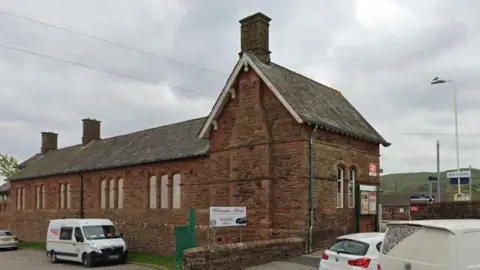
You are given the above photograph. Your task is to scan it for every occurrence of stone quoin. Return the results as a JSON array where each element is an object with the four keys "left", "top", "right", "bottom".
[{"left": 0, "top": 12, "right": 390, "bottom": 255}]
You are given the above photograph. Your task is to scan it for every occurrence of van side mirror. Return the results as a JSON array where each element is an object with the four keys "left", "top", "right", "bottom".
[
  {"left": 75, "top": 236, "right": 84, "bottom": 243},
  {"left": 120, "top": 233, "right": 124, "bottom": 238}
]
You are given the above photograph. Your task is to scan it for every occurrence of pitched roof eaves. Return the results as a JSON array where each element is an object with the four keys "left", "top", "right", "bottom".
[
  {"left": 306, "top": 119, "right": 391, "bottom": 147},
  {"left": 7, "top": 151, "right": 210, "bottom": 182}
]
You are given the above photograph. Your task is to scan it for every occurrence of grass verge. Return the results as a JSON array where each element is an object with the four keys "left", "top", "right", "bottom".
[{"left": 18, "top": 241, "right": 179, "bottom": 269}]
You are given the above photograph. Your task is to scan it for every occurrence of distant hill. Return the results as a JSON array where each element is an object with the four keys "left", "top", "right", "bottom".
[{"left": 380, "top": 168, "right": 480, "bottom": 198}]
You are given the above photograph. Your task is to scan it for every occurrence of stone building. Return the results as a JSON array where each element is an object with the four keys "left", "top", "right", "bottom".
[{"left": 0, "top": 12, "right": 389, "bottom": 255}]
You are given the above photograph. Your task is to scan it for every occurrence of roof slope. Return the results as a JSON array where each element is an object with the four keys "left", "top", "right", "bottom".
[
  {"left": 248, "top": 53, "right": 390, "bottom": 146},
  {"left": 8, "top": 117, "right": 209, "bottom": 181}
]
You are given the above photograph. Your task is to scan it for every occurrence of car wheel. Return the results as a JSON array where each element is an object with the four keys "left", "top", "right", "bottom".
[
  {"left": 49, "top": 251, "right": 59, "bottom": 264},
  {"left": 121, "top": 252, "right": 128, "bottom": 264},
  {"left": 11, "top": 247, "right": 18, "bottom": 251},
  {"left": 82, "top": 253, "right": 93, "bottom": 268}
]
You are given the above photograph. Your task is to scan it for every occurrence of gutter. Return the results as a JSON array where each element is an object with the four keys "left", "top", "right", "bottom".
[{"left": 308, "top": 124, "right": 318, "bottom": 253}]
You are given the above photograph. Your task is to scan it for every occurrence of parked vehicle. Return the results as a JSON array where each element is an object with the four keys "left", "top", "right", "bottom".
[
  {"left": 0, "top": 230, "right": 18, "bottom": 250},
  {"left": 46, "top": 218, "right": 128, "bottom": 268},
  {"left": 319, "top": 232, "right": 384, "bottom": 270},
  {"left": 378, "top": 219, "right": 480, "bottom": 270}
]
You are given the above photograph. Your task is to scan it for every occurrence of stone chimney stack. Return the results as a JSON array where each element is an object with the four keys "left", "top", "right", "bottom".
[
  {"left": 41, "top": 132, "right": 58, "bottom": 154},
  {"left": 239, "top": 12, "right": 271, "bottom": 64},
  {"left": 82, "top": 118, "right": 101, "bottom": 146}
]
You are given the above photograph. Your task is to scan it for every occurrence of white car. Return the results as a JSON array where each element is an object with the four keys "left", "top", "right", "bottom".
[
  {"left": 0, "top": 230, "right": 19, "bottom": 250},
  {"left": 319, "top": 232, "right": 384, "bottom": 270}
]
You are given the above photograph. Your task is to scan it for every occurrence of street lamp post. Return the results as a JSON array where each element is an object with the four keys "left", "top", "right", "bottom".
[{"left": 431, "top": 77, "right": 461, "bottom": 199}]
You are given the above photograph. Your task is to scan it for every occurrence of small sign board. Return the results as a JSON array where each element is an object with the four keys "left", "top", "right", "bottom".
[
  {"left": 449, "top": 178, "right": 470, "bottom": 185},
  {"left": 368, "top": 163, "right": 378, "bottom": 177},
  {"left": 447, "top": 170, "right": 471, "bottom": 179},
  {"left": 209, "top": 206, "right": 247, "bottom": 228},
  {"left": 410, "top": 195, "right": 435, "bottom": 202}
]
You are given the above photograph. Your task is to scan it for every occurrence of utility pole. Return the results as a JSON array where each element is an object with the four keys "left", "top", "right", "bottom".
[{"left": 437, "top": 140, "right": 441, "bottom": 202}]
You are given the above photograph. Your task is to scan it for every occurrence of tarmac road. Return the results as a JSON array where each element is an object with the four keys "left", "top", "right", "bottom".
[
  {"left": 0, "top": 249, "right": 154, "bottom": 269},
  {"left": 246, "top": 250, "right": 323, "bottom": 270}
]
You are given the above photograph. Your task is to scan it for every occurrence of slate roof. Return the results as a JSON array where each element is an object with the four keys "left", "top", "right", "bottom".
[
  {"left": 248, "top": 53, "right": 390, "bottom": 147},
  {"left": 0, "top": 182, "right": 9, "bottom": 193},
  {"left": 379, "top": 194, "right": 410, "bottom": 206},
  {"left": 8, "top": 117, "right": 209, "bottom": 181}
]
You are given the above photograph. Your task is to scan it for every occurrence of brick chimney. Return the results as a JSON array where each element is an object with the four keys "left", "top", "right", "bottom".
[
  {"left": 239, "top": 12, "right": 271, "bottom": 64},
  {"left": 41, "top": 132, "right": 58, "bottom": 154},
  {"left": 82, "top": 118, "right": 101, "bottom": 146}
]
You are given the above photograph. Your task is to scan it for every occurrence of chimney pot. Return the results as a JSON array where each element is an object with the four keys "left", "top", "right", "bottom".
[
  {"left": 82, "top": 118, "right": 101, "bottom": 146},
  {"left": 41, "top": 132, "right": 58, "bottom": 154},
  {"left": 239, "top": 12, "right": 271, "bottom": 64}
]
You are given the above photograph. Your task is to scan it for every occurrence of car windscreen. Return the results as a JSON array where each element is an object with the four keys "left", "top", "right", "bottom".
[
  {"left": 0, "top": 231, "right": 13, "bottom": 236},
  {"left": 82, "top": 225, "right": 121, "bottom": 240},
  {"left": 328, "top": 239, "right": 370, "bottom": 256}
]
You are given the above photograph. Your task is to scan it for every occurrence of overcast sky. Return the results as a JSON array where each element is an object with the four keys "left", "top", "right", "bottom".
[{"left": 0, "top": 0, "right": 479, "bottom": 184}]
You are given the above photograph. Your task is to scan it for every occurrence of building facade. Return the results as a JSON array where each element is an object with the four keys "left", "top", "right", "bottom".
[{"left": 0, "top": 12, "right": 389, "bottom": 255}]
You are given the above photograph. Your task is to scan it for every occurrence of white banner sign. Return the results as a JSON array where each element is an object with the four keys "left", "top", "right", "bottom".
[
  {"left": 447, "top": 170, "right": 471, "bottom": 179},
  {"left": 209, "top": 206, "right": 247, "bottom": 228}
]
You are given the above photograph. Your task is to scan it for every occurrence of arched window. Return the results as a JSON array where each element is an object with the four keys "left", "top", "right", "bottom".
[
  {"left": 173, "top": 174, "right": 181, "bottom": 209},
  {"left": 100, "top": 179, "right": 107, "bottom": 209},
  {"left": 337, "top": 167, "right": 344, "bottom": 208},
  {"left": 348, "top": 168, "right": 356, "bottom": 208},
  {"left": 149, "top": 176, "right": 157, "bottom": 209}
]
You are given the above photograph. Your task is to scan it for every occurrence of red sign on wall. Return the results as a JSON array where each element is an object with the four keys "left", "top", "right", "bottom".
[
  {"left": 368, "top": 163, "right": 378, "bottom": 177},
  {"left": 410, "top": 206, "right": 419, "bottom": 212}
]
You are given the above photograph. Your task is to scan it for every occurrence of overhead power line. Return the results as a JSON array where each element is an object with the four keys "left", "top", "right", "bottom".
[
  {"left": 383, "top": 132, "right": 480, "bottom": 136},
  {"left": 0, "top": 43, "right": 211, "bottom": 97},
  {"left": 0, "top": 9, "right": 228, "bottom": 77}
]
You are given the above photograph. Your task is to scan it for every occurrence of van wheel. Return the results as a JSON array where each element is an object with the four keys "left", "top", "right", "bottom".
[
  {"left": 49, "top": 251, "right": 59, "bottom": 264},
  {"left": 82, "top": 253, "right": 93, "bottom": 268}
]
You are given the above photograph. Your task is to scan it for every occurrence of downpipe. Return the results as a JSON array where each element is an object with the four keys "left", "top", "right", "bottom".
[{"left": 308, "top": 125, "right": 318, "bottom": 253}]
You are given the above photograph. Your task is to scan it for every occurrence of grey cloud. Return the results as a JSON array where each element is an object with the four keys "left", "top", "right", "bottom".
[{"left": 0, "top": 0, "right": 480, "bottom": 178}]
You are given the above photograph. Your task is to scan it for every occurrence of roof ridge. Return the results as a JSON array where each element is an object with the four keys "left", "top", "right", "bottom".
[{"left": 100, "top": 116, "right": 208, "bottom": 142}]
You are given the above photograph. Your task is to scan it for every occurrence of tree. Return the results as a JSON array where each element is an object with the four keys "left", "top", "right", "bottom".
[{"left": 0, "top": 153, "right": 18, "bottom": 178}]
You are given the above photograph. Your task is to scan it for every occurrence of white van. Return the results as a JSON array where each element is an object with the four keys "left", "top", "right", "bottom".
[
  {"left": 378, "top": 219, "right": 480, "bottom": 270},
  {"left": 46, "top": 218, "right": 128, "bottom": 268}
]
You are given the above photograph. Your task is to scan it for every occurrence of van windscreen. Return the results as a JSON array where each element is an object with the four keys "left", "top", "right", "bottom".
[
  {"left": 82, "top": 225, "right": 121, "bottom": 240},
  {"left": 382, "top": 224, "right": 422, "bottom": 255}
]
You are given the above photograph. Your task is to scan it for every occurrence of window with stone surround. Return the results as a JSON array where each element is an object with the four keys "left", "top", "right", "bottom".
[
  {"left": 337, "top": 167, "right": 344, "bottom": 208},
  {"left": 348, "top": 168, "right": 356, "bottom": 208},
  {"left": 15, "top": 187, "right": 26, "bottom": 210},
  {"left": 161, "top": 174, "right": 168, "bottom": 209},
  {"left": 59, "top": 183, "right": 69, "bottom": 209},
  {"left": 118, "top": 178, "right": 124, "bottom": 209},
  {"left": 42, "top": 185, "right": 46, "bottom": 209},
  {"left": 109, "top": 179, "right": 115, "bottom": 209},
  {"left": 100, "top": 179, "right": 107, "bottom": 209},
  {"left": 66, "top": 183, "right": 71, "bottom": 209},
  {"left": 173, "top": 174, "right": 181, "bottom": 209},
  {"left": 36, "top": 185, "right": 46, "bottom": 209},
  {"left": 16, "top": 188, "right": 21, "bottom": 210},
  {"left": 149, "top": 175, "right": 157, "bottom": 209}
]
